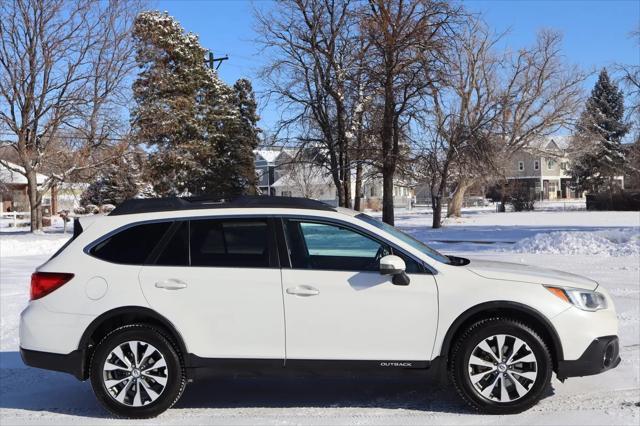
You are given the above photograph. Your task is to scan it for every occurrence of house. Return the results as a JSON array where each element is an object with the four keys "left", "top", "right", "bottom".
[
  {"left": 254, "top": 147, "right": 415, "bottom": 209},
  {"left": 0, "top": 161, "right": 56, "bottom": 214},
  {"left": 506, "top": 136, "right": 580, "bottom": 200},
  {"left": 254, "top": 148, "right": 296, "bottom": 196}
]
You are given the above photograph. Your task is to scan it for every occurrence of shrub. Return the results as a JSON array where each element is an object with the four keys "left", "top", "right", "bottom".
[
  {"left": 586, "top": 191, "right": 640, "bottom": 211},
  {"left": 85, "top": 204, "right": 99, "bottom": 214},
  {"left": 508, "top": 185, "right": 536, "bottom": 212},
  {"left": 100, "top": 204, "right": 116, "bottom": 213}
]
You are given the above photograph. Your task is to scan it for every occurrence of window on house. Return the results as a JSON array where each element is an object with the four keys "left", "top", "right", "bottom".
[
  {"left": 534, "top": 160, "right": 539, "bottom": 170},
  {"left": 560, "top": 162, "right": 568, "bottom": 171},
  {"left": 281, "top": 191, "right": 292, "bottom": 197},
  {"left": 518, "top": 161, "right": 524, "bottom": 171},
  {"left": 548, "top": 160, "right": 555, "bottom": 170}
]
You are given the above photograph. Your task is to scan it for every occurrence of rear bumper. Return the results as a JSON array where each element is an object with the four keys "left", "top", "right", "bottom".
[
  {"left": 20, "top": 347, "right": 87, "bottom": 380},
  {"left": 556, "top": 335, "right": 620, "bottom": 380}
]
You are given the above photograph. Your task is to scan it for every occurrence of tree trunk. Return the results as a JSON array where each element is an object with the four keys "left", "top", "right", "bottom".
[
  {"left": 381, "top": 67, "right": 395, "bottom": 225},
  {"left": 341, "top": 142, "right": 351, "bottom": 209},
  {"left": 354, "top": 162, "right": 363, "bottom": 211},
  {"left": 447, "top": 179, "right": 474, "bottom": 218},
  {"left": 26, "top": 169, "right": 43, "bottom": 232},
  {"left": 432, "top": 194, "right": 442, "bottom": 229},
  {"left": 382, "top": 168, "right": 395, "bottom": 225}
]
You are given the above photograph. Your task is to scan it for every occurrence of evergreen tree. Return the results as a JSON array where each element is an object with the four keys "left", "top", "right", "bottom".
[
  {"left": 133, "top": 12, "right": 244, "bottom": 197},
  {"left": 81, "top": 152, "right": 146, "bottom": 206},
  {"left": 570, "top": 69, "right": 630, "bottom": 193},
  {"left": 223, "top": 78, "right": 260, "bottom": 195}
]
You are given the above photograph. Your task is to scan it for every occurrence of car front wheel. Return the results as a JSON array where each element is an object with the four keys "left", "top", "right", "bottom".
[
  {"left": 90, "top": 324, "right": 186, "bottom": 418},
  {"left": 449, "top": 317, "right": 553, "bottom": 414}
]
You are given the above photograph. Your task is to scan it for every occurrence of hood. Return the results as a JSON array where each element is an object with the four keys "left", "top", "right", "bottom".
[{"left": 465, "top": 259, "right": 598, "bottom": 291}]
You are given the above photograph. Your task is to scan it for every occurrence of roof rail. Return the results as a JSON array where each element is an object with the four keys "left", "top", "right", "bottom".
[{"left": 108, "top": 195, "right": 336, "bottom": 216}]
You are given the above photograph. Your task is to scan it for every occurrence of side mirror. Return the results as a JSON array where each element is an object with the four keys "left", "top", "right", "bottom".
[{"left": 380, "top": 255, "right": 410, "bottom": 286}]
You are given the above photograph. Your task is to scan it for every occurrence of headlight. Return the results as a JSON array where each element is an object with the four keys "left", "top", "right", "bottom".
[{"left": 545, "top": 286, "right": 608, "bottom": 311}]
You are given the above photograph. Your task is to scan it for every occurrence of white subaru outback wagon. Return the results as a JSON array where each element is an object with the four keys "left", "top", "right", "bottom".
[{"left": 20, "top": 196, "right": 620, "bottom": 418}]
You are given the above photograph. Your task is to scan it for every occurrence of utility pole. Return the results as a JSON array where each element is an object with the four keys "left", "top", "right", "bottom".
[{"left": 205, "top": 51, "right": 229, "bottom": 70}]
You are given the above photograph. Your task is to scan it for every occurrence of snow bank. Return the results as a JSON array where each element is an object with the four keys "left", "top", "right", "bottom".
[
  {"left": 0, "top": 234, "right": 69, "bottom": 258},
  {"left": 509, "top": 229, "right": 640, "bottom": 256}
]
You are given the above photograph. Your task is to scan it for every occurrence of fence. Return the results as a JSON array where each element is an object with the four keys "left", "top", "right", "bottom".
[{"left": 0, "top": 211, "right": 30, "bottom": 228}]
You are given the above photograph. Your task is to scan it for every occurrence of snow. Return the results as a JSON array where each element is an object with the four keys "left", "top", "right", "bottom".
[
  {"left": 0, "top": 233, "right": 69, "bottom": 257},
  {"left": 509, "top": 229, "right": 640, "bottom": 256},
  {"left": 0, "top": 207, "right": 638, "bottom": 424}
]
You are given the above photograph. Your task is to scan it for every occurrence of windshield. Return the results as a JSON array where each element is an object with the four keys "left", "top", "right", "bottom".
[{"left": 355, "top": 213, "right": 451, "bottom": 264}]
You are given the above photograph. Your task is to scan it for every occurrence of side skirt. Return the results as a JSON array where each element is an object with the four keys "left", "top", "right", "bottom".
[{"left": 186, "top": 354, "right": 435, "bottom": 381}]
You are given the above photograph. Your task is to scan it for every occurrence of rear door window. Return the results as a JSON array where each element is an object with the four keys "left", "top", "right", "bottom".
[
  {"left": 190, "top": 218, "right": 271, "bottom": 268},
  {"left": 90, "top": 222, "right": 171, "bottom": 264}
]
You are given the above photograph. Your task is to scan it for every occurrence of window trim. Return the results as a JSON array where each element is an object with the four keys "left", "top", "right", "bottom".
[
  {"left": 534, "top": 160, "right": 539, "bottom": 170},
  {"left": 85, "top": 215, "right": 280, "bottom": 269},
  {"left": 85, "top": 213, "right": 436, "bottom": 274},
  {"left": 517, "top": 161, "right": 524, "bottom": 171},
  {"left": 276, "top": 215, "right": 435, "bottom": 275}
]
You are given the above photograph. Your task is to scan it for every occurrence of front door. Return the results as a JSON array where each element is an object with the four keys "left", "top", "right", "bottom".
[
  {"left": 280, "top": 218, "right": 438, "bottom": 362},
  {"left": 139, "top": 218, "right": 285, "bottom": 359}
]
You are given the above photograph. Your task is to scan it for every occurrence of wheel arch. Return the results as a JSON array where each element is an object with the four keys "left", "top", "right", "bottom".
[
  {"left": 439, "top": 301, "right": 564, "bottom": 370},
  {"left": 78, "top": 306, "right": 188, "bottom": 378}
]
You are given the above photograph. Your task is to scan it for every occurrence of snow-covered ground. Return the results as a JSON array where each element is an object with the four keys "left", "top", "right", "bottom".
[{"left": 1, "top": 208, "right": 639, "bottom": 425}]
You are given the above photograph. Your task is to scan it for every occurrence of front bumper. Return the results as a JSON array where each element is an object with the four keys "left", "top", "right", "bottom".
[
  {"left": 20, "top": 347, "right": 87, "bottom": 380},
  {"left": 556, "top": 335, "right": 620, "bottom": 380}
]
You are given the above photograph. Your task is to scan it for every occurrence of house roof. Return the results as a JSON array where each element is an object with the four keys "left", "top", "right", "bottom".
[
  {"left": 255, "top": 147, "right": 299, "bottom": 164},
  {"left": 525, "top": 135, "right": 571, "bottom": 152},
  {"left": 0, "top": 161, "right": 49, "bottom": 185},
  {"left": 271, "top": 168, "right": 334, "bottom": 188}
]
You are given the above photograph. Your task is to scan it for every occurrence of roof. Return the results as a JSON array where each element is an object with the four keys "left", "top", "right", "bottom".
[
  {"left": 0, "top": 161, "right": 49, "bottom": 185},
  {"left": 109, "top": 195, "right": 337, "bottom": 216},
  {"left": 525, "top": 135, "right": 571, "bottom": 152},
  {"left": 255, "top": 147, "right": 301, "bottom": 164},
  {"left": 271, "top": 168, "right": 334, "bottom": 188}
]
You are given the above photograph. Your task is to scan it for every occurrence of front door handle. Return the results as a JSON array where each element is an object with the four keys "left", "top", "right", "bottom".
[
  {"left": 286, "top": 285, "right": 320, "bottom": 297},
  {"left": 155, "top": 279, "right": 188, "bottom": 290}
]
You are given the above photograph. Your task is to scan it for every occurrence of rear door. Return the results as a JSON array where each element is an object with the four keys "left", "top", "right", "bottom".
[
  {"left": 138, "top": 217, "right": 285, "bottom": 359},
  {"left": 280, "top": 218, "right": 438, "bottom": 363}
]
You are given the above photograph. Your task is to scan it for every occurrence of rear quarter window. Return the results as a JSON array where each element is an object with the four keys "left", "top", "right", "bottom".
[{"left": 90, "top": 221, "right": 172, "bottom": 265}]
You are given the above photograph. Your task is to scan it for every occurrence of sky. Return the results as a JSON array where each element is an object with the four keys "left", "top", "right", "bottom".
[{"left": 156, "top": 0, "right": 640, "bottom": 132}]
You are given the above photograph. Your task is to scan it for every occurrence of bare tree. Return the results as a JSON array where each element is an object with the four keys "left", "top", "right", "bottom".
[
  {"left": 446, "top": 29, "right": 585, "bottom": 218},
  {"left": 0, "top": 0, "right": 140, "bottom": 231},
  {"left": 256, "top": 0, "right": 365, "bottom": 207},
  {"left": 360, "top": 0, "right": 460, "bottom": 225},
  {"left": 617, "top": 28, "right": 640, "bottom": 120},
  {"left": 416, "top": 18, "right": 502, "bottom": 226}
]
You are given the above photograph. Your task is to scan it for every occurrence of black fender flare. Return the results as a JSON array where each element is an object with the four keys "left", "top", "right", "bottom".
[
  {"left": 438, "top": 301, "right": 565, "bottom": 365},
  {"left": 78, "top": 306, "right": 189, "bottom": 361}
]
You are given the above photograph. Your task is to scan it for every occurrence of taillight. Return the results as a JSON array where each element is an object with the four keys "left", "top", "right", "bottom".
[{"left": 30, "top": 272, "right": 74, "bottom": 300}]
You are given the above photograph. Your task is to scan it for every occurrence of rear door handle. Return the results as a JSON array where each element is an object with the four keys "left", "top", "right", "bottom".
[
  {"left": 286, "top": 285, "right": 320, "bottom": 297},
  {"left": 155, "top": 279, "right": 188, "bottom": 290}
]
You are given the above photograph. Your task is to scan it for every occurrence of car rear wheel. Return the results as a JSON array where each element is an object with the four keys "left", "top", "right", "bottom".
[
  {"left": 90, "top": 324, "right": 186, "bottom": 418},
  {"left": 449, "top": 317, "right": 552, "bottom": 414}
]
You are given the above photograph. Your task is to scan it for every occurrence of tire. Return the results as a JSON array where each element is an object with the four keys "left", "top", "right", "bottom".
[
  {"left": 449, "top": 317, "right": 552, "bottom": 414},
  {"left": 89, "top": 324, "right": 186, "bottom": 418}
]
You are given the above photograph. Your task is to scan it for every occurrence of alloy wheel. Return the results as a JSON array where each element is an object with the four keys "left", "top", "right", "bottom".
[
  {"left": 467, "top": 334, "right": 538, "bottom": 403},
  {"left": 102, "top": 340, "right": 169, "bottom": 407}
]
